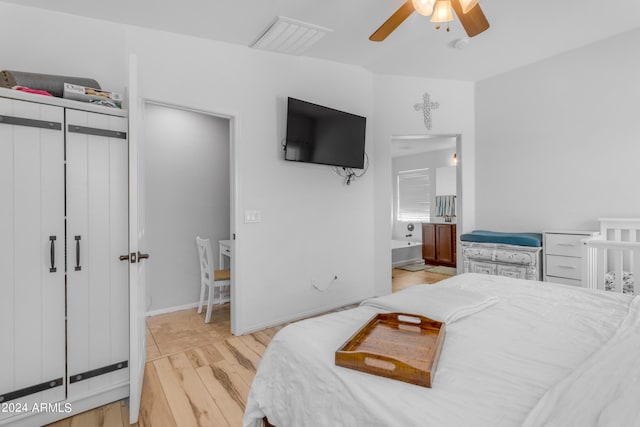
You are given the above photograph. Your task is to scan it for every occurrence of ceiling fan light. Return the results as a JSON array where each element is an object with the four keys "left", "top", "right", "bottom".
[
  {"left": 412, "top": 0, "right": 436, "bottom": 16},
  {"left": 459, "top": 0, "right": 479, "bottom": 14},
  {"left": 430, "top": 0, "right": 454, "bottom": 23}
]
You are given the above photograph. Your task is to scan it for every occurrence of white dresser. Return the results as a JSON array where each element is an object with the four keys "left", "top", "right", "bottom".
[
  {"left": 543, "top": 230, "right": 598, "bottom": 287},
  {"left": 461, "top": 242, "right": 543, "bottom": 281}
]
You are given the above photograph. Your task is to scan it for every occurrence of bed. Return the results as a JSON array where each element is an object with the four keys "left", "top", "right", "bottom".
[{"left": 243, "top": 273, "right": 640, "bottom": 427}]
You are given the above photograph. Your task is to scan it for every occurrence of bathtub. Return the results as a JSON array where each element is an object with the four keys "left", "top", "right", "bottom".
[
  {"left": 391, "top": 239, "right": 422, "bottom": 266},
  {"left": 391, "top": 240, "right": 422, "bottom": 250}
]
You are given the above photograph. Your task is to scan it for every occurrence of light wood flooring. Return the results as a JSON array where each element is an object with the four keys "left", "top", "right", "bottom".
[
  {"left": 46, "top": 268, "right": 453, "bottom": 427},
  {"left": 392, "top": 267, "right": 453, "bottom": 292}
]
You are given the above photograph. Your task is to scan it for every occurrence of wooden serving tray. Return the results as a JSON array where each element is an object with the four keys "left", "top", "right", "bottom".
[{"left": 335, "top": 312, "right": 445, "bottom": 388}]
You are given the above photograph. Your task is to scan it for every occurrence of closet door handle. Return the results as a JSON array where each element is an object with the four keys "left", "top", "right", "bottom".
[
  {"left": 74, "top": 236, "right": 82, "bottom": 271},
  {"left": 138, "top": 252, "right": 150, "bottom": 261},
  {"left": 120, "top": 252, "right": 138, "bottom": 263},
  {"left": 49, "top": 236, "right": 57, "bottom": 273}
]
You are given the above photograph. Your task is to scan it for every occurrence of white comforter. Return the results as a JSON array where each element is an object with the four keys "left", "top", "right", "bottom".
[{"left": 244, "top": 273, "right": 637, "bottom": 427}]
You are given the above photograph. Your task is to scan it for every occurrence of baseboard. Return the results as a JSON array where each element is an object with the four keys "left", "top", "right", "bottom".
[
  {"left": 235, "top": 296, "right": 369, "bottom": 336},
  {"left": 392, "top": 257, "right": 422, "bottom": 267},
  {"left": 146, "top": 301, "right": 200, "bottom": 317},
  {"left": 148, "top": 297, "right": 369, "bottom": 336}
]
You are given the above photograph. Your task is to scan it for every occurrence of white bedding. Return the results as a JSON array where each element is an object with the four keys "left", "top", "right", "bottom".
[
  {"left": 522, "top": 296, "right": 640, "bottom": 427},
  {"left": 243, "top": 273, "right": 637, "bottom": 427}
]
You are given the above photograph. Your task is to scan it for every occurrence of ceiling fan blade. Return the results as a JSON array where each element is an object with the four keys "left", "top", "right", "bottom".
[
  {"left": 451, "top": 0, "right": 490, "bottom": 37},
  {"left": 369, "top": 1, "right": 415, "bottom": 42}
]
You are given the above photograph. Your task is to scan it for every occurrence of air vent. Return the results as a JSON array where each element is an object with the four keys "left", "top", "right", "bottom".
[{"left": 250, "top": 16, "right": 333, "bottom": 55}]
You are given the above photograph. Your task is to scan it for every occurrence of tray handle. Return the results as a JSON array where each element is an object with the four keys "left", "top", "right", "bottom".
[
  {"left": 384, "top": 312, "right": 443, "bottom": 329},
  {"left": 397, "top": 314, "right": 422, "bottom": 324},
  {"left": 341, "top": 351, "right": 418, "bottom": 374},
  {"left": 364, "top": 356, "right": 397, "bottom": 371},
  {"left": 336, "top": 350, "right": 433, "bottom": 387}
]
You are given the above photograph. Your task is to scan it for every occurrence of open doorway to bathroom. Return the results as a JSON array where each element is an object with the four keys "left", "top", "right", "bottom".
[{"left": 391, "top": 134, "right": 459, "bottom": 292}]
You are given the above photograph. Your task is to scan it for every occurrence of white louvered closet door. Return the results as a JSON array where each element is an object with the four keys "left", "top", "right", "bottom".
[
  {"left": 0, "top": 98, "right": 66, "bottom": 418},
  {"left": 65, "top": 109, "right": 129, "bottom": 399}
]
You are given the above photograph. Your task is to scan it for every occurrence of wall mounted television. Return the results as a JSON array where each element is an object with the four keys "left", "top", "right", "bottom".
[{"left": 284, "top": 97, "right": 366, "bottom": 169}]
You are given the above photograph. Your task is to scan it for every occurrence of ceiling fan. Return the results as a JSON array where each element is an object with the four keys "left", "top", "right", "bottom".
[{"left": 370, "top": 0, "right": 490, "bottom": 41}]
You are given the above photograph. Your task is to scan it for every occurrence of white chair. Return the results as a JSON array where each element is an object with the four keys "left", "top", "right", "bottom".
[{"left": 196, "top": 236, "right": 231, "bottom": 323}]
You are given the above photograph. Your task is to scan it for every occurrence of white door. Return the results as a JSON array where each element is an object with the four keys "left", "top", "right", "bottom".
[
  {"left": 0, "top": 98, "right": 66, "bottom": 418},
  {"left": 128, "top": 54, "right": 147, "bottom": 424},
  {"left": 65, "top": 109, "right": 130, "bottom": 399}
]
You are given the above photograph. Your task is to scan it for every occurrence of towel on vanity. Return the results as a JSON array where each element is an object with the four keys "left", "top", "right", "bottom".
[{"left": 435, "top": 195, "right": 456, "bottom": 218}]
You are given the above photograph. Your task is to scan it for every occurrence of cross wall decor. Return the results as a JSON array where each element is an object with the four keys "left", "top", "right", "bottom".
[{"left": 414, "top": 92, "right": 440, "bottom": 130}]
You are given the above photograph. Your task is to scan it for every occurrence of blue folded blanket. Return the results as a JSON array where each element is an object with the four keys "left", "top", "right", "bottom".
[{"left": 460, "top": 230, "right": 543, "bottom": 247}]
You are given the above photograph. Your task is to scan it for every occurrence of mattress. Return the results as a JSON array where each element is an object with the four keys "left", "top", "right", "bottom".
[{"left": 244, "top": 273, "right": 638, "bottom": 427}]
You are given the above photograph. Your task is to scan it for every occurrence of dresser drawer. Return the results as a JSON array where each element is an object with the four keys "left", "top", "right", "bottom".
[
  {"left": 546, "top": 276, "right": 582, "bottom": 287},
  {"left": 467, "top": 260, "right": 497, "bottom": 276},
  {"left": 496, "top": 264, "right": 528, "bottom": 280},
  {"left": 546, "top": 255, "right": 582, "bottom": 280},
  {"left": 545, "top": 234, "right": 584, "bottom": 257}
]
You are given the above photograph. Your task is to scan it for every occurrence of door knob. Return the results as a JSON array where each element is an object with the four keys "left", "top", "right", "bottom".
[{"left": 119, "top": 252, "right": 149, "bottom": 262}]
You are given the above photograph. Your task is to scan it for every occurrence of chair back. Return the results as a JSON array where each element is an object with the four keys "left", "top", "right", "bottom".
[{"left": 196, "top": 236, "right": 213, "bottom": 287}]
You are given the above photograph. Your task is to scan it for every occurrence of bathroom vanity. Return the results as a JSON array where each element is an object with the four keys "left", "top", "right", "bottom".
[{"left": 422, "top": 223, "right": 457, "bottom": 267}]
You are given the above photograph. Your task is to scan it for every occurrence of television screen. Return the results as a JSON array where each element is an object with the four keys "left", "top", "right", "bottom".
[{"left": 284, "top": 97, "right": 366, "bottom": 169}]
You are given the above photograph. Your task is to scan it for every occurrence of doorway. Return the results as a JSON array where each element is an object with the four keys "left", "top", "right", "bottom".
[
  {"left": 142, "top": 101, "right": 233, "bottom": 329},
  {"left": 390, "top": 134, "right": 461, "bottom": 284}
]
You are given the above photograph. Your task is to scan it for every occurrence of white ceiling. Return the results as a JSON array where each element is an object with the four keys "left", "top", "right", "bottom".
[{"left": 5, "top": 0, "right": 640, "bottom": 81}]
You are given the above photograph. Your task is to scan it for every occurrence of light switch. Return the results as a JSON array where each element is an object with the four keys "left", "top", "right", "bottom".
[{"left": 244, "top": 210, "right": 261, "bottom": 223}]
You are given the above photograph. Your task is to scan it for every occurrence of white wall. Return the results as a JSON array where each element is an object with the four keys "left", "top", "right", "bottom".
[
  {"left": 0, "top": 3, "right": 126, "bottom": 96},
  {"left": 476, "top": 28, "right": 640, "bottom": 232},
  {"left": 0, "top": 3, "right": 374, "bottom": 333},
  {"left": 373, "top": 75, "right": 475, "bottom": 294},
  {"left": 144, "top": 103, "right": 230, "bottom": 312},
  {"left": 0, "top": 3, "right": 476, "bottom": 333},
  {"left": 124, "top": 26, "right": 375, "bottom": 332}
]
